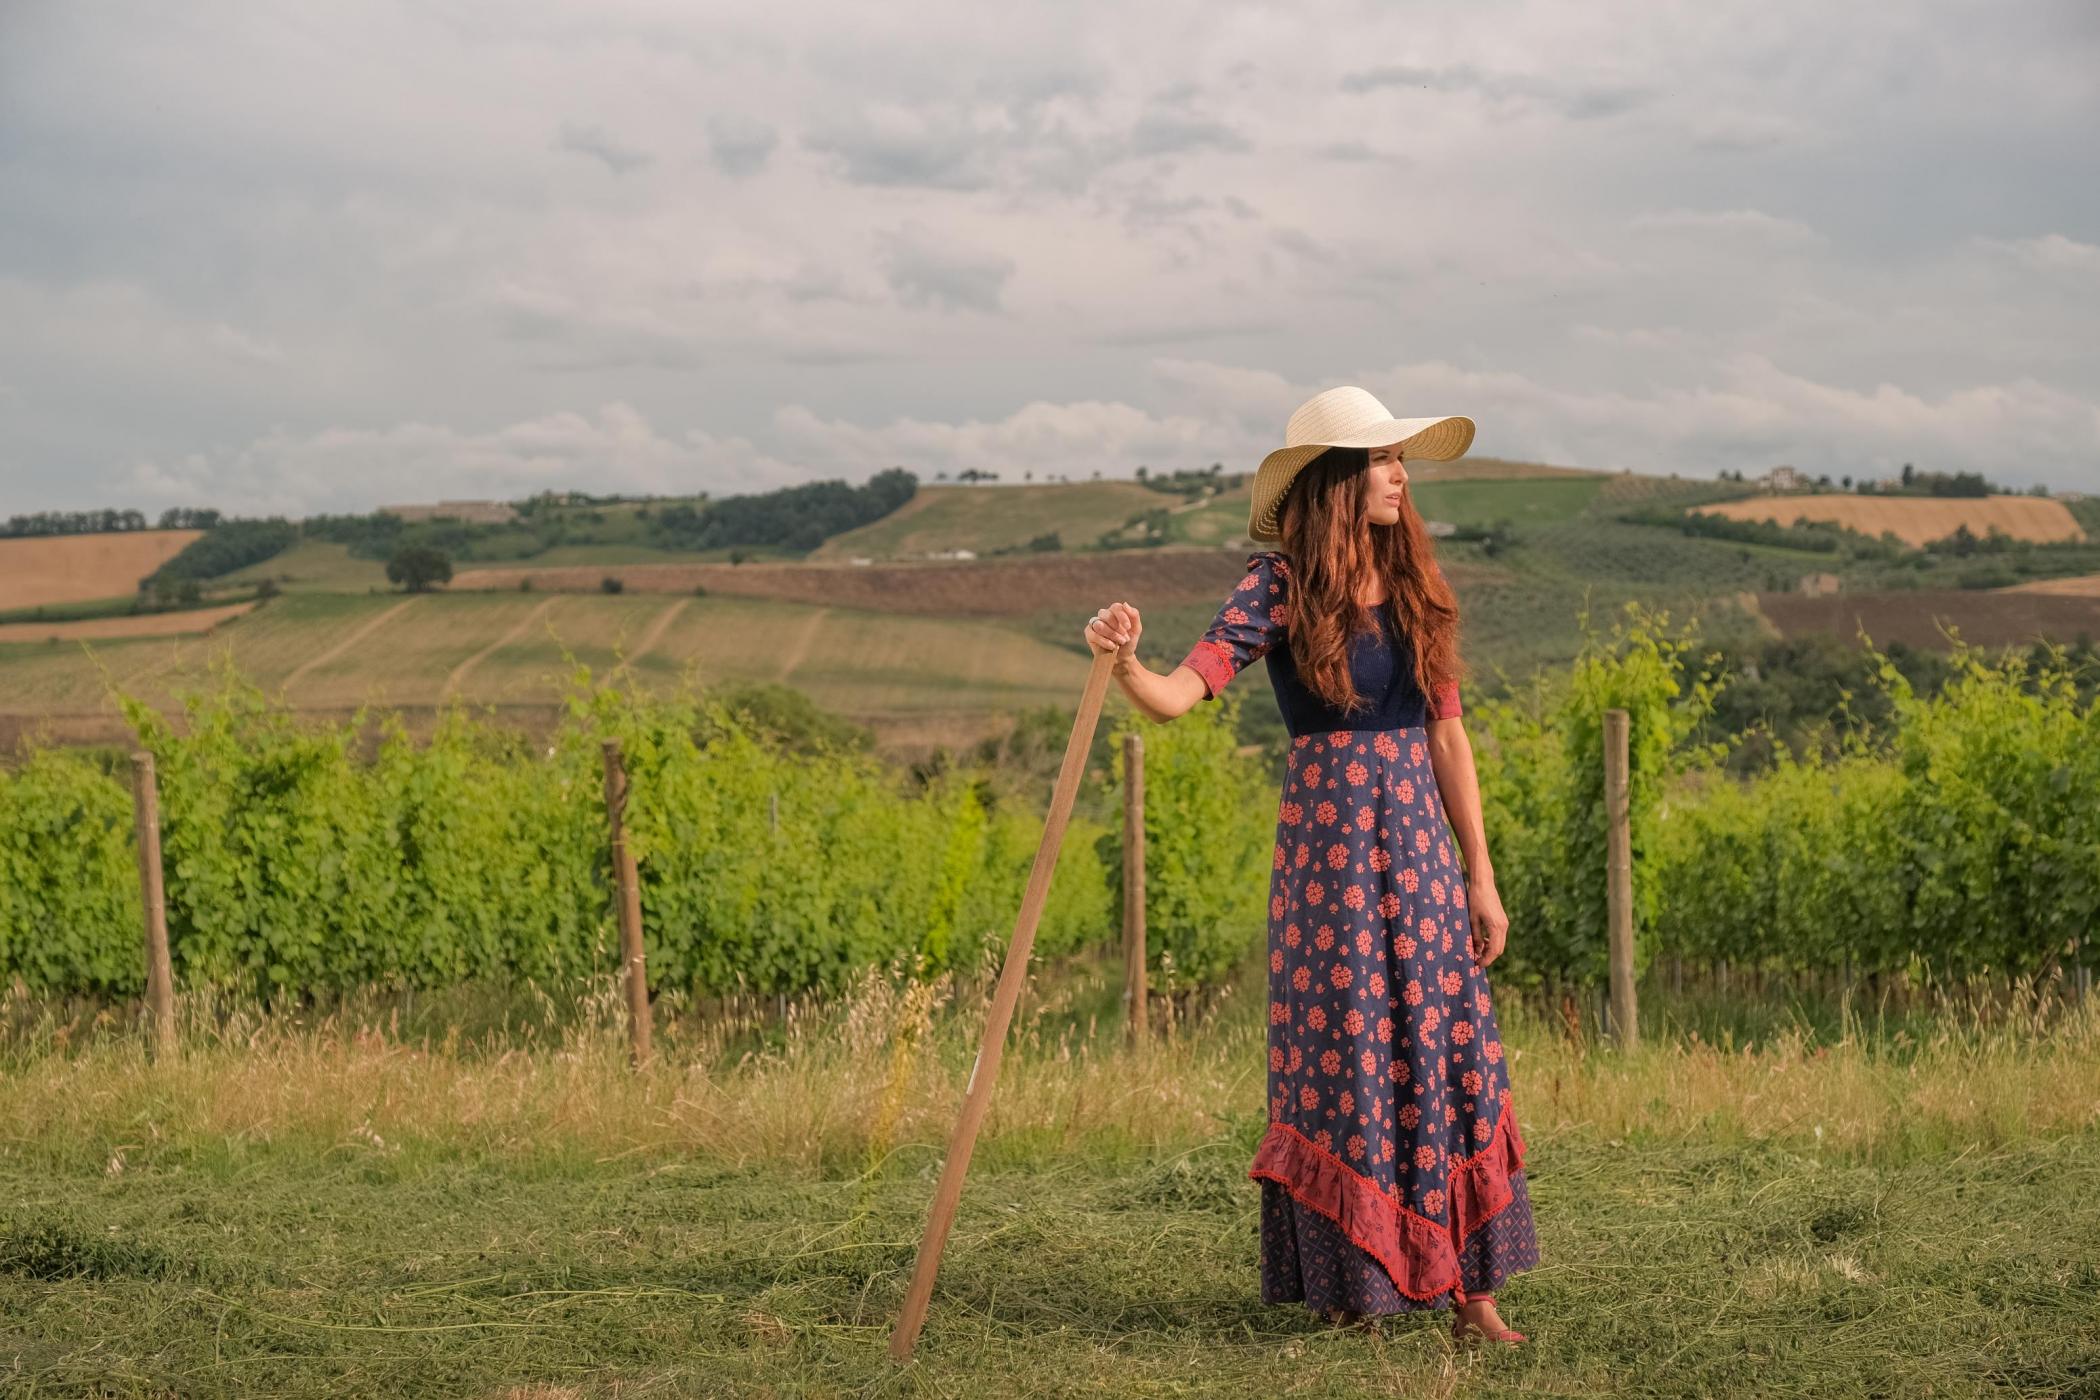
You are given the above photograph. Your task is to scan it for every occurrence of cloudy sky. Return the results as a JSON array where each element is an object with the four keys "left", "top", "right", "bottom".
[{"left": 2, "top": 0, "right": 2097, "bottom": 516}]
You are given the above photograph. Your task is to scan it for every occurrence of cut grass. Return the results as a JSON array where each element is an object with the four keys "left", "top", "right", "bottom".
[{"left": 0, "top": 975, "right": 2094, "bottom": 1396}]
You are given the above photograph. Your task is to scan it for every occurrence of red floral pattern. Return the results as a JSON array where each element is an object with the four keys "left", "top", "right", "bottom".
[{"left": 1181, "top": 548, "right": 1538, "bottom": 1313}]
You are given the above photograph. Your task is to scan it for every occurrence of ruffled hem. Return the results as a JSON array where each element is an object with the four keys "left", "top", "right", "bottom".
[{"left": 1247, "top": 1098, "right": 1528, "bottom": 1302}]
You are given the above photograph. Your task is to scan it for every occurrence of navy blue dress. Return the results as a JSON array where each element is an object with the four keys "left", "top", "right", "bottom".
[{"left": 1178, "top": 549, "right": 1540, "bottom": 1317}]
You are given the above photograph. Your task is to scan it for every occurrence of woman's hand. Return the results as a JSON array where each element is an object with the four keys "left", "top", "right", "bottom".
[
  {"left": 1084, "top": 601, "right": 1142, "bottom": 661},
  {"left": 1467, "top": 877, "right": 1510, "bottom": 967}
]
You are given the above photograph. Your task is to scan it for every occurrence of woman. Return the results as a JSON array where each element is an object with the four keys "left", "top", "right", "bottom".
[{"left": 1082, "top": 386, "right": 1538, "bottom": 1345}]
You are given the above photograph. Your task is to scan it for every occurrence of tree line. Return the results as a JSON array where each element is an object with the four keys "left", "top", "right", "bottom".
[{"left": 3, "top": 507, "right": 223, "bottom": 538}]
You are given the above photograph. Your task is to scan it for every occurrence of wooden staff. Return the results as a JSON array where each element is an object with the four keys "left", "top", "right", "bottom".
[
  {"left": 1122, "top": 731, "right": 1147, "bottom": 1052},
  {"left": 890, "top": 648, "right": 1116, "bottom": 1362}
]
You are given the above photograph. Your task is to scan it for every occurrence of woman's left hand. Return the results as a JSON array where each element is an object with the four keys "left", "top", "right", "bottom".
[{"left": 1467, "top": 878, "right": 1509, "bottom": 967}]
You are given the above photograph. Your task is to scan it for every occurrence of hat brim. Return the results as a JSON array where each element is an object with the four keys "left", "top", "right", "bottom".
[{"left": 1246, "top": 415, "right": 1475, "bottom": 541}]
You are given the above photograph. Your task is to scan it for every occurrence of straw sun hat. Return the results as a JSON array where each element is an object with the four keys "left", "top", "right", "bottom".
[{"left": 1247, "top": 386, "right": 1475, "bottom": 542}]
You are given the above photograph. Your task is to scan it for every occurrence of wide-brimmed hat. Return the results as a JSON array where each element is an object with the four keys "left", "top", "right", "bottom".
[{"left": 1248, "top": 386, "right": 1475, "bottom": 541}]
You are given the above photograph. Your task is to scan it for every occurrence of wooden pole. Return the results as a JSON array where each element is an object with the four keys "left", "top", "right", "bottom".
[
  {"left": 1122, "top": 732, "right": 1148, "bottom": 1053},
  {"left": 129, "top": 752, "right": 177, "bottom": 1057},
  {"left": 891, "top": 649, "right": 1117, "bottom": 1363},
  {"left": 1603, "top": 708, "right": 1638, "bottom": 1049},
  {"left": 600, "top": 740, "right": 654, "bottom": 1067}
]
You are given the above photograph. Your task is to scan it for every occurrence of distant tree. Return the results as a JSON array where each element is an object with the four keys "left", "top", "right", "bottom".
[
  {"left": 386, "top": 544, "right": 452, "bottom": 592},
  {"left": 600, "top": 575, "right": 625, "bottom": 594},
  {"left": 1901, "top": 462, "right": 1915, "bottom": 487}
]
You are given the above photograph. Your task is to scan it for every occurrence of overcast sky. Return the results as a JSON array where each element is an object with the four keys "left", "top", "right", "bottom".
[{"left": 2, "top": 0, "right": 2096, "bottom": 516}]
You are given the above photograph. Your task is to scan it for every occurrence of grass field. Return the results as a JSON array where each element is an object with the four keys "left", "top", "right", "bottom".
[
  {"left": 0, "top": 600, "right": 256, "bottom": 645},
  {"left": 814, "top": 482, "right": 1170, "bottom": 560},
  {"left": 0, "top": 531, "right": 203, "bottom": 611},
  {"left": 0, "top": 590, "right": 1096, "bottom": 751},
  {"left": 1, "top": 973, "right": 2094, "bottom": 1397},
  {"left": 1409, "top": 476, "right": 1605, "bottom": 527},
  {"left": 224, "top": 541, "right": 391, "bottom": 593}
]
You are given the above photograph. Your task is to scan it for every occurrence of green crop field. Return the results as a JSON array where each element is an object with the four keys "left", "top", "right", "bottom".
[
  {"left": 814, "top": 481, "right": 1170, "bottom": 559},
  {"left": 1410, "top": 476, "right": 1606, "bottom": 527}
]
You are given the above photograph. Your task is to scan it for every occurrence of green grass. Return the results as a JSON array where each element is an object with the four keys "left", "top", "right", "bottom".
[
  {"left": 6, "top": 1132, "right": 2094, "bottom": 1396},
  {"left": 1, "top": 975, "right": 2094, "bottom": 1397},
  {"left": 815, "top": 482, "right": 1169, "bottom": 560},
  {"left": 1410, "top": 477, "right": 1605, "bottom": 528},
  {"left": 224, "top": 541, "right": 390, "bottom": 593}
]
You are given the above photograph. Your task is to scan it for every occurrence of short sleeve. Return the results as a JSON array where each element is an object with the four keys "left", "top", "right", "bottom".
[{"left": 1178, "top": 550, "right": 1290, "bottom": 701}]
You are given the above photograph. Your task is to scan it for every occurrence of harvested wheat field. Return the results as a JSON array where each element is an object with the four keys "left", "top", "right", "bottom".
[
  {"left": 1695, "top": 495, "right": 2083, "bottom": 548},
  {"left": 1999, "top": 572, "right": 2100, "bottom": 597},
  {"left": 0, "top": 529, "right": 201, "bottom": 610},
  {"left": 0, "top": 599, "right": 255, "bottom": 645},
  {"left": 454, "top": 549, "right": 1497, "bottom": 618}
]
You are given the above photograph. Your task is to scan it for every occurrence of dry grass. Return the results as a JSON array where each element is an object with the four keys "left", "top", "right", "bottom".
[
  {"left": 4, "top": 965, "right": 2094, "bottom": 1176},
  {"left": 1696, "top": 494, "right": 2084, "bottom": 547},
  {"left": 2000, "top": 570, "right": 2100, "bottom": 597},
  {"left": 0, "top": 531, "right": 203, "bottom": 611}
]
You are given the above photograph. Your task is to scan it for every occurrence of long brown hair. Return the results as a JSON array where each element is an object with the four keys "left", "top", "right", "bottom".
[{"left": 1274, "top": 445, "right": 1464, "bottom": 715}]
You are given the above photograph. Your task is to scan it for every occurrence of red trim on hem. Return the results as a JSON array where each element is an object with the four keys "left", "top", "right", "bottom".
[{"left": 1249, "top": 1098, "right": 1527, "bottom": 1303}]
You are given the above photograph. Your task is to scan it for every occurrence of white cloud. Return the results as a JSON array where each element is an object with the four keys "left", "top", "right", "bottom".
[
  {"left": 117, "top": 404, "right": 809, "bottom": 516},
  {"left": 1625, "top": 209, "right": 1826, "bottom": 247},
  {"left": 1, "top": 0, "right": 2096, "bottom": 509},
  {"left": 1973, "top": 233, "right": 2100, "bottom": 274}
]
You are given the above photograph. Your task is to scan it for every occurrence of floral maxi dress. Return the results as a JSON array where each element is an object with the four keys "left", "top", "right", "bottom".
[{"left": 1177, "top": 549, "right": 1540, "bottom": 1316}]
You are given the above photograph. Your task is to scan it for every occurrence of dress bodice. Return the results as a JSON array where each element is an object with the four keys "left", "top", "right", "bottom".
[{"left": 1177, "top": 549, "right": 1461, "bottom": 734}]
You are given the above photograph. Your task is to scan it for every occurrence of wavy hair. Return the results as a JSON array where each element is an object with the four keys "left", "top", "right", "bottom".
[{"left": 1273, "top": 444, "right": 1464, "bottom": 716}]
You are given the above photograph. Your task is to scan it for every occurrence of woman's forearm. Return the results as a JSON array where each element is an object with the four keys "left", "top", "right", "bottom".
[
  {"left": 1114, "top": 655, "right": 1204, "bottom": 723},
  {"left": 1427, "top": 720, "right": 1495, "bottom": 888}
]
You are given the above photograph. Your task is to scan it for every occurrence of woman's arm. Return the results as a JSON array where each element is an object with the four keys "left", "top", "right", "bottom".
[
  {"left": 1087, "top": 551, "right": 1289, "bottom": 724},
  {"left": 1426, "top": 716, "right": 1510, "bottom": 967}
]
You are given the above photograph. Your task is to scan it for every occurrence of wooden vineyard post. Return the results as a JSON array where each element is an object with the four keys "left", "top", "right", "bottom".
[
  {"left": 1603, "top": 708, "right": 1638, "bottom": 1049},
  {"left": 600, "top": 741, "right": 654, "bottom": 1067},
  {"left": 1122, "top": 732, "right": 1148, "bottom": 1053},
  {"left": 129, "top": 752, "right": 177, "bottom": 1057},
  {"left": 890, "top": 648, "right": 1117, "bottom": 1363}
]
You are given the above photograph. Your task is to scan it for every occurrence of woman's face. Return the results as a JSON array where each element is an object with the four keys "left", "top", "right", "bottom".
[{"left": 1362, "top": 442, "right": 1409, "bottom": 530}]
